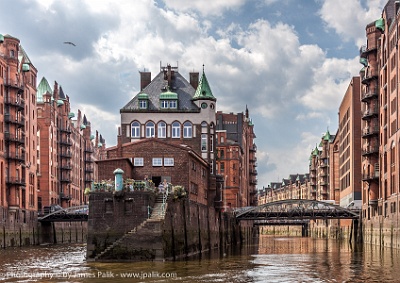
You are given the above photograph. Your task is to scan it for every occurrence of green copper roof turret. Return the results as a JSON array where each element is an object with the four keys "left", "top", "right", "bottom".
[
  {"left": 138, "top": 93, "right": 149, "bottom": 99},
  {"left": 37, "top": 77, "right": 53, "bottom": 103},
  {"left": 375, "top": 18, "right": 384, "bottom": 32},
  {"left": 68, "top": 112, "right": 75, "bottom": 119},
  {"left": 323, "top": 130, "right": 331, "bottom": 141},
  {"left": 192, "top": 66, "right": 216, "bottom": 102}
]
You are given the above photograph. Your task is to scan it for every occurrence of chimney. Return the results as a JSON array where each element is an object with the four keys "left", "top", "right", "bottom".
[
  {"left": 190, "top": 72, "right": 199, "bottom": 89},
  {"left": 140, "top": 71, "right": 151, "bottom": 91},
  {"left": 167, "top": 64, "right": 172, "bottom": 88}
]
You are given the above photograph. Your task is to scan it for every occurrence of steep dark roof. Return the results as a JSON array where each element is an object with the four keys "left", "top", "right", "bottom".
[{"left": 121, "top": 71, "right": 200, "bottom": 112}]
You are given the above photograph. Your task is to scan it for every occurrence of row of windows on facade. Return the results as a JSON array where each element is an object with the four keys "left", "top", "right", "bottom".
[
  {"left": 130, "top": 121, "right": 215, "bottom": 152},
  {"left": 134, "top": 157, "right": 174, "bottom": 167}
]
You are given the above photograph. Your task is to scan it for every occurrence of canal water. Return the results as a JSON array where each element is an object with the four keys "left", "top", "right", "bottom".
[{"left": 1, "top": 235, "right": 400, "bottom": 282}]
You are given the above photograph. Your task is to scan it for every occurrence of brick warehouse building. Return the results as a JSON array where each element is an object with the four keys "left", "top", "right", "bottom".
[
  {"left": 215, "top": 109, "right": 257, "bottom": 208},
  {"left": 0, "top": 34, "right": 38, "bottom": 226},
  {"left": 99, "top": 63, "right": 258, "bottom": 208},
  {"left": 36, "top": 77, "right": 103, "bottom": 210},
  {"left": 361, "top": 0, "right": 400, "bottom": 247}
]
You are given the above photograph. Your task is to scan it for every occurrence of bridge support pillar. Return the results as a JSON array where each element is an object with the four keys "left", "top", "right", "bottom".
[
  {"left": 39, "top": 222, "right": 56, "bottom": 244},
  {"left": 302, "top": 223, "right": 309, "bottom": 237}
]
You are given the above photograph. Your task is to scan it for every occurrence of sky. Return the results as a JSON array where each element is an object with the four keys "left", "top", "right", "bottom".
[{"left": 1, "top": 0, "right": 388, "bottom": 188}]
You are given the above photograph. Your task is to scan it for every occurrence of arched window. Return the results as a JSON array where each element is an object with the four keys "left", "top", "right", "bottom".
[
  {"left": 146, "top": 121, "right": 155, "bottom": 138},
  {"left": 172, "top": 122, "right": 180, "bottom": 138},
  {"left": 131, "top": 121, "right": 140, "bottom": 138},
  {"left": 183, "top": 121, "right": 192, "bottom": 138},
  {"left": 158, "top": 121, "right": 166, "bottom": 138}
]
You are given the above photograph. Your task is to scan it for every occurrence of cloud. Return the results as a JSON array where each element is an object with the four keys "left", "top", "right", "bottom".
[
  {"left": 319, "top": 0, "right": 387, "bottom": 47},
  {"left": 162, "top": 0, "right": 247, "bottom": 16}
]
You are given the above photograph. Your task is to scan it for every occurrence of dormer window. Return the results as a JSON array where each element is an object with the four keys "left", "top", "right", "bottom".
[
  {"left": 160, "top": 90, "right": 178, "bottom": 109},
  {"left": 138, "top": 93, "right": 149, "bottom": 109}
]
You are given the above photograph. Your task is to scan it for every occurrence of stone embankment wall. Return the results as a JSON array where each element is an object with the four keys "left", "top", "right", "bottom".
[
  {"left": 0, "top": 207, "right": 87, "bottom": 248},
  {"left": 259, "top": 219, "right": 355, "bottom": 241},
  {"left": 364, "top": 218, "right": 400, "bottom": 249},
  {"left": 86, "top": 191, "right": 247, "bottom": 261}
]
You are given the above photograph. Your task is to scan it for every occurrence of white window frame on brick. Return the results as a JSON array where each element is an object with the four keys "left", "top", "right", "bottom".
[
  {"left": 172, "top": 122, "right": 180, "bottom": 138},
  {"left": 131, "top": 121, "right": 140, "bottom": 138},
  {"left": 158, "top": 121, "right": 166, "bottom": 138},
  {"left": 183, "top": 121, "right": 192, "bottom": 138},
  {"left": 164, "top": 157, "right": 174, "bottom": 166},
  {"left": 152, "top": 158, "right": 163, "bottom": 166},
  {"left": 146, "top": 121, "right": 155, "bottom": 138},
  {"left": 134, "top": 157, "right": 144, "bottom": 166}
]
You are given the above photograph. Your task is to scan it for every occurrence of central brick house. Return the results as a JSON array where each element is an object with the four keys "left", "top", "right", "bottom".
[{"left": 100, "top": 63, "right": 218, "bottom": 204}]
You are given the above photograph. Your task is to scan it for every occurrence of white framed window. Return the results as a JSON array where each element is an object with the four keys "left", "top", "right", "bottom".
[
  {"left": 169, "top": 100, "right": 177, "bottom": 109},
  {"left": 201, "top": 134, "right": 207, "bottom": 151},
  {"left": 158, "top": 121, "right": 166, "bottom": 138},
  {"left": 209, "top": 134, "right": 214, "bottom": 152},
  {"left": 161, "top": 100, "right": 169, "bottom": 108},
  {"left": 139, "top": 100, "right": 147, "bottom": 109},
  {"left": 134, "top": 157, "right": 144, "bottom": 166},
  {"left": 152, "top": 158, "right": 163, "bottom": 166},
  {"left": 146, "top": 121, "right": 155, "bottom": 138},
  {"left": 164, "top": 158, "right": 174, "bottom": 166},
  {"left": 131, "top": 121, "right": 140, "bottom": 138},
  {"left": 183, "top": 121, "right": 192, "bottom": 138},
  {"left": 172, "top": 122, "right": 180, "bottom": 138}
]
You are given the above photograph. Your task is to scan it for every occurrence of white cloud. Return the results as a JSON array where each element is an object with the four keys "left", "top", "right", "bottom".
[
  {"left": 162, "top": 0, "right": 247, "bottom": 16},
  {"left": 319, "top": 0, "right": 387, "bottom": 47}
]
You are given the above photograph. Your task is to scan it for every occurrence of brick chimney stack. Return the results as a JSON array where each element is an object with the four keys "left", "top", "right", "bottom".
[
  {"left": 189, "top": 72, "right": 199, "bottom": 89},
  {"left": 140, "top": 71, "right": 151, "bottom": 91}
]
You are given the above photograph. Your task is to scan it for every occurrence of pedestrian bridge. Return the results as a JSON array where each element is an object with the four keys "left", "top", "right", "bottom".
[
  {"left": 233, "top": 199, "right": 360, "bottom": 222},
  {"left": 38, "top": 205, "right": 88, "bottom": 222}
]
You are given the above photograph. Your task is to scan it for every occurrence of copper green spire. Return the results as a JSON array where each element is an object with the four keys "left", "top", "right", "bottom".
[
  {"left": 192, "top": 65, "right": 216, "bottom": 101},
  {"left": 37, "top": 77, "right": 53, "bottom": 103}
]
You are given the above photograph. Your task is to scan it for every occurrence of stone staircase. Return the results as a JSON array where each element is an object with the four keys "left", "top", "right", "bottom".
[
  {"left": 150, "top": 193, "right": 168, "bottom": 220},
  {"left": 93, "top": 193, "right": 168, "bottom": 261}
]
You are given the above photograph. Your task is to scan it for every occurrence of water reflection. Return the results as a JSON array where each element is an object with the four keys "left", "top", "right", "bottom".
[{"left": 0, "top": 237, "right": 400, "bottom": 282}]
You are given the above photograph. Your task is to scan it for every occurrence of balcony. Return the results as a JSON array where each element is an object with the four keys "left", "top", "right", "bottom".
[
  {"left": 6, "top": 177, "right": 26, "bottom": 186},
  {"left": 59, "top": 151, "right": 72, "bottom": 158},
  {"left": 3, "top": 79, "right": 24, "bottom": 92},
  {"left": 250, "top": 169, "right": 258, "bottom": 175},
  {"left": 60, "top": 176, "right": 71, "bottom": 183},
  {"left": 362, "top": 70, "right": 378, "bottom": 84},
  {"left": 359, "top": 44, "right": 377, "bottom": 58},
  {"left": 362, "top": 126, "right": 379, "bottom": 138},
  {"left": 85, "top": 166, "right": 94, "bottom": 173},
  {"left": 60, "top": 164, "right": 72, "bottom": 171},
  {"left": 362, "top": 146, "right": 379, "bottom": 156},
  {"left": 361, "top": 88, "right": 378, "bottom": 102},
  {"left": 59, "top": 127, "right": 72, "bottom": 134},
  {"left": 59, "top": 138, "right": 72, "bottom": 146},
  {"left": 85, "top": 157, "right": 93, "bottom": 163},
  {"left": 4, "top": 114, "right": 25, "bottom": 127},
  {"left": 362, "top": 172, "right": 379, "bottom": 182},
  {"left": 5, "top": 152, "right": 25, "bottom": 162},
  {"left": 85, "top": 147, "right": 94, "bottom": 153},
  {"left": 362, "top": 107, "right": 379, "bottom": 120},
  {"left": 4, "top": 97, "right": 25, "bottom": 110},
  {"left": 4, "top": 133, "right": 25, "bottom": 144},
  {"left": 60, "top": 192, "right": 71, "bottom": 201}
]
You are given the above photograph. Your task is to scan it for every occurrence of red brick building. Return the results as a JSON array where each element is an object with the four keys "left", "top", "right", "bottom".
[
  {"left": 215, "top": 109, "right": 258, "bottom": 209},
  {"left": 102, "top": 139, "right": 212, "bottom": 206},
  {"left": 36, "top": 77, "right": 102, "bottom": 210},
  {"left": 0, "top": 34, "right": 38, "bottom": 220}
]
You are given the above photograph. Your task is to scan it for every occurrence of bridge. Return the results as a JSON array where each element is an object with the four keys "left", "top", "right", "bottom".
[
  {"left": 38, "top": 205, "right": 88, "bottom": 222},
  {"left": 234, "top": 199, "right": 360, "bottom": 222}
]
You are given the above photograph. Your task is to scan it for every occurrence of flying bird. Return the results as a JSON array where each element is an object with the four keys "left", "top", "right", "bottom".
[{"left": 63, "top": 41, "right": 76, "bottom": 46}]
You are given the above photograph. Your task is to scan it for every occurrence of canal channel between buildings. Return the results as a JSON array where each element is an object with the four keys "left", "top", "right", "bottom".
[{"left": 1, "top": 235, "right": 400, "bottom": 282}]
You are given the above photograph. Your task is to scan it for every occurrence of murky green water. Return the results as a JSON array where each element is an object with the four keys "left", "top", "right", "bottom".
[{"left": 0, "top": 236, "right": 400, "bottom": 282}]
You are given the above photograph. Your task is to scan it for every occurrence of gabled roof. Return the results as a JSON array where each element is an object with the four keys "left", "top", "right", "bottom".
[
  {"left": 192, "top": 68, "right": 216, "bottom": 102},
  {"left": 121, "top": 71, "right": 199, "bottom": 112},
  {"left": 37, "top": 77, "right": 53, "bottom": 103},
  {"left": 59, "top": 86, "right": 66, "bottom": 100}
]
